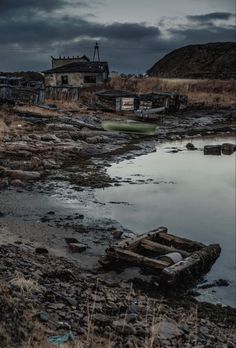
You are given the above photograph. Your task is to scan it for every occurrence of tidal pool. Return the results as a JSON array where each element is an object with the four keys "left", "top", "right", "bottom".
[{"left": 95, "top": 136, "right": 236, "bottom": 307}]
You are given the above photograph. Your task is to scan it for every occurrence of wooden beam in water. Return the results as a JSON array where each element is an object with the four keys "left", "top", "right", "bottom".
[
  {"left": 107, "top": 247, "right": 170, "bottom": 269},
  {"left": 156, "top": 232, "right": 206, "bottom": 252},
  {"left": 115, "top": 226, "right": 168, "bottom": 251},
  {"left": 140, "top": 239, "right": 190, "bottom": 258}
]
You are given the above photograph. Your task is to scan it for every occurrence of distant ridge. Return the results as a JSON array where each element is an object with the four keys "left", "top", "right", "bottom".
[{"left": 147, "top": 42, "right": 236, "bottom": 79}]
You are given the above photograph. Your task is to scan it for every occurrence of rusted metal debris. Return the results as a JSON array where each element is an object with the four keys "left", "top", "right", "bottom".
[
  {"left": 0, "top": 76, "right": 44, "bottom": 105},
  {"left": 105, "top": 227, "right": 221, "bottom": 286}
]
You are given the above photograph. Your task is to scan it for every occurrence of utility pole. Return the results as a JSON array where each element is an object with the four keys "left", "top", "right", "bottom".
[{"left": 93, "top": 42, "right": 100, "bottom": 62}]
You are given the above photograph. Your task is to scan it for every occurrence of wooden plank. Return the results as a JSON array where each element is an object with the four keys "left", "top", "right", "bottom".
[
  {"left": 156, "top": 232, "right": 205, "bottom": 252},
  {"left": 160, "top": 244, "right": 221, "bottom": 285},
  {"left": 115, "top": 226, "right": 168, "bottom": 251},
  {"left": 107, "top": 247, "right": 170, "bottom": 270},
  {"left": 140, "top": 239, "right": 190, "bottom": 258}
]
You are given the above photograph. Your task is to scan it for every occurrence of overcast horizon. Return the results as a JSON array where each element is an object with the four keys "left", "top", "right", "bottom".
[{"left": 0, "top": 0, "right": 235, "bottom": 73}]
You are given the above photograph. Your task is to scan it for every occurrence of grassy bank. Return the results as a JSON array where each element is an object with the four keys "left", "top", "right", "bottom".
[{"left": 108, "top": 77, "right": 236, "bottom": 108}]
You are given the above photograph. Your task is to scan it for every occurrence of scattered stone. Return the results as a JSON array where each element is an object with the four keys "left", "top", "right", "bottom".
[
  {"left": 0, "top": 178, "right": 9, "bottom": 189},
  {"left": 68, "top": 243, "right": 87, "bottom": 253},
  {"left": 4, "top": 169, "right": 41, "bottom": 181},
  {"left": 215, "top": 279, "right": 230, "bottom": 287},
  {"left": 154, "top": 319, "right": 184, "bottom": 340},
  {"left": 112, "top": 320, "right": 137, "bottom": 335},
  {"left": 204, "top": 145, "right": 221, "bottom": 155},
  {"left": 11, "top": 179, "right": 25, "bottom": 187},
  {"left": 186, "top": 142, "right": 197, "bottom": 150},
  {"left": 38, "top": 312, "right": 49, "bottom": 323},
  {"left": 35, "top": 247, "right": 49, "bottom": 255},
  {"left": 112, "top": 229, "right": 123, "bottom": 239},
  {"left": 221, "top": 143, "right": 236, "bottom": 155},
  {"left": 198, "top": 278, "right": 230, "bottom": 289},
  {"left": 93, "top": 313, "right": 111, "bottom": 325},
  {"left": 65, "top": 237, "right": 79, "bottom": 244}
]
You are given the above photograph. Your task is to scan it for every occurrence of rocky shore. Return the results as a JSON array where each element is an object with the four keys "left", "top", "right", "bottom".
[
  {"left": 0, "top": 244, "right": 235, "bottom": 348},
  {"left": 0, "top": 104, "right": 236, "bottom": 347}
]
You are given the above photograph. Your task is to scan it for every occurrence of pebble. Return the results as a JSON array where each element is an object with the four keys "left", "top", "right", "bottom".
[{"left": 35, "top": 247, "right": 49, "bottom": 255}]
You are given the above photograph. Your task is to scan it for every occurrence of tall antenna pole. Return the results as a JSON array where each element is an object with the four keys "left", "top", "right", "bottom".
[{"left": 93, "top": 42, "right": 100, "bottom": 62}]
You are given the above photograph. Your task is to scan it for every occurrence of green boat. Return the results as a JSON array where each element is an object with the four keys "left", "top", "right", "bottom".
[{"left": 102, "top": 121, "right": 157, "bottom": 135}]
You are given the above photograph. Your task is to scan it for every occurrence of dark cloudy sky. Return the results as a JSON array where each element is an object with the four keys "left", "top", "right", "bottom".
[{"left": 0, "top": 0, "right": 235, "bottom": 73}]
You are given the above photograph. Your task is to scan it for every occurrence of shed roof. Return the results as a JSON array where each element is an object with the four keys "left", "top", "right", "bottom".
[
  {"left": 43, "top": 61, "right": 109, "bottom": 74},
  {"left": 140, "top": 92, "right": 178, "bottom": 99},
  {"left": 96, "top": 90, "right": 138, "bottom": 98}
]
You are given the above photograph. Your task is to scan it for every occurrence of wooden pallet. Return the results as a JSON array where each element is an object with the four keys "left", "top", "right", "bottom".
[{"left": 106, "top": 227, "right": 221, "bottom": 285}]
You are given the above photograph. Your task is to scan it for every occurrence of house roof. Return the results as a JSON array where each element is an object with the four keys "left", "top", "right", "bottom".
[
  {"left": 51, "top": 55, "right": 90, "bottom": 62},
  {"left": 140, "top": 92, "right": 178, "bottom": 99},
  {"left": 43, "top": 61, "right": 109, "bottom": 74}
]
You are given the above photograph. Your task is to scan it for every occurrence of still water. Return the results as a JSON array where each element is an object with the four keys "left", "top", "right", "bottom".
[{"left": 96, "top": 136, "right": 236, "bottom": 307}]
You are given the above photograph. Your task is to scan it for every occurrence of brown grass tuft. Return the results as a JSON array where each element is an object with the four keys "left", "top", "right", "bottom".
[{"left": 9, "top": 272, "right": 41, "bottom": 294}]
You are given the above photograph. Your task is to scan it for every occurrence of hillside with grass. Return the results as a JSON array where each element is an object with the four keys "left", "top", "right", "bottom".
[{"left": 147, "top": 42, "right": 236, "bottom": 79}]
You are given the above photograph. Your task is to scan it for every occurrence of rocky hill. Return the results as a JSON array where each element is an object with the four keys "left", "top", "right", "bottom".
[{"left": 147, "top": 42, "right": 236, "bottom": 79}]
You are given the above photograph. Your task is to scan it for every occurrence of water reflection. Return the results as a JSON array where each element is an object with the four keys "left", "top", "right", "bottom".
[{"left": 96, "top": 136, "right": 236, "bottom": 307}]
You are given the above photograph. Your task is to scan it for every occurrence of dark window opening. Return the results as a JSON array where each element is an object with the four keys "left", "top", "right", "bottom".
[
  {"left": 61, "top": 75, "right": 68, "bottom": 85},
  {"left": 84, "top": 76, "right": 96, "bottom": 84}
]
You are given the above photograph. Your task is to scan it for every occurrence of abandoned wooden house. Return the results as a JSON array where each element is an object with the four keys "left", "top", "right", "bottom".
[
  {"left": 44, "top": 60, "right": 109, "bottom": 88},
  {"left": 43, "top": 44, "right": 109, "bottom": 100}
]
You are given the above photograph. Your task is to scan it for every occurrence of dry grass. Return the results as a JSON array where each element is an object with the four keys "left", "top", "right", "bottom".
[
  {"left": 14, "top": 105, "right": 61, "bottom": 117},
  {"left": 0, "top": 110, "right": 11, "bottom": 139},
  {"left": 109, "top": 77, "right": 236, "bottom": 107},
  {"left": 45, "top": 99, "right": 86, "bottom": 112},
  {"left": 9, "top": 272, "right": 41, "bottom": 294},
  {"left": 0, "top": 118, "right": 8, "bottom": 139}
]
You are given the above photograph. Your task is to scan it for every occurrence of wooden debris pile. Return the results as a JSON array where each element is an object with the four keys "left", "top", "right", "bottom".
[{"left": 106, "top": 227, "right": 221, "bottom": 285}]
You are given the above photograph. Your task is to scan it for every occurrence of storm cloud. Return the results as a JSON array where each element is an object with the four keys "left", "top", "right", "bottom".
[
  {"left": 187, "top": 12, "right": 234, "bottom": 23},
  {"left": 0, "top": 0, "right": 234, "bottom": 73}
]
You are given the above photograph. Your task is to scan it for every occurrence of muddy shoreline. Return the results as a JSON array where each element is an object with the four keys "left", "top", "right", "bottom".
[{"left": 0, "top": 106, "right": 236, "bottom": 347}]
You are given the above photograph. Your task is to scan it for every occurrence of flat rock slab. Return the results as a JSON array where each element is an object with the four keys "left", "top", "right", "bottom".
[
  {"left": 204, "top": 145, "right": 221, "bottom": 155},
  {"left": 154, "top": 319, "right": 184, "bottom": 340},
  {"left": 69, "top": 243, "right": 87, "bottom": 253}
]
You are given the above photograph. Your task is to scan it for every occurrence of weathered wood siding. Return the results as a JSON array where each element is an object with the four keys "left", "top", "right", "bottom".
[
  {"left": 44, "top": 72, "right": 106, "bottom": 88},
  {"left": 0, "top": 85, "right": 45, "bottom": 104},
  {"left": 45, "top": 86, "right": 80, "bottom": 101}
]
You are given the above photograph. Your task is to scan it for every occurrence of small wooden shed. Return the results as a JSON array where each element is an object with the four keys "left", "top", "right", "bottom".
[{"left": 95, "top": 90, "right": 139, "bottom": 112}]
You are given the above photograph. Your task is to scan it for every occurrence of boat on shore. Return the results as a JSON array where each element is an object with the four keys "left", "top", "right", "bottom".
[{"left": 102, "top": 120, "right": 157, "bottom": 135}]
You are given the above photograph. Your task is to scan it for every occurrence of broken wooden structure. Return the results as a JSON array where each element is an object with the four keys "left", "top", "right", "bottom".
[
  {"left": 95, "top": 90, "right": 188, "bottom": 116},
  {"left": 106, "top": 227, "right": 221, "bottom": 285},
  {"left": 0, "top": 76, "right": 44, "bottom": 105},
  {"left": 135, "top": 92, "right": 188, "bottom": 120}
]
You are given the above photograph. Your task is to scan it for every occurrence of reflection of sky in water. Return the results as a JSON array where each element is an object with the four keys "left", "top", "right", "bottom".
[{"left": 96, "top": 136, "right": 236, "bottom": 307}]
